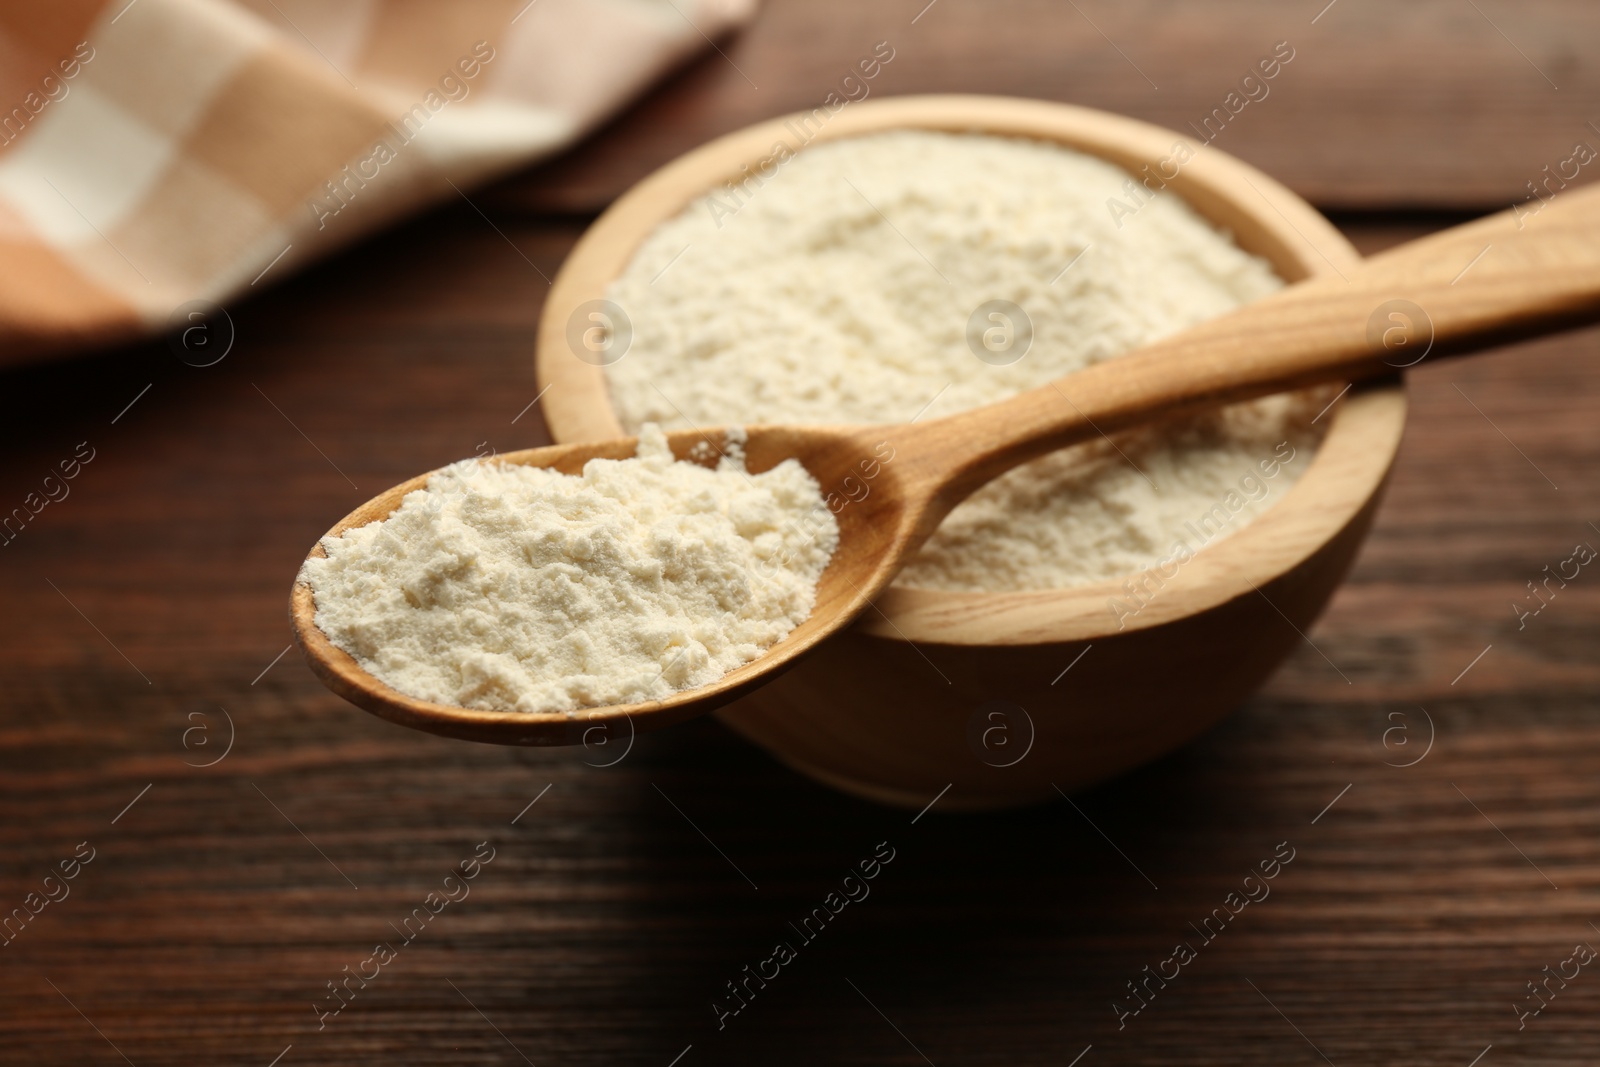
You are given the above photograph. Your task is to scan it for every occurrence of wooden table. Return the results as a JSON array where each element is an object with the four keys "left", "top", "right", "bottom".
[{"left": 3, "top": 2, "right": 1597, "bottom": 1063}]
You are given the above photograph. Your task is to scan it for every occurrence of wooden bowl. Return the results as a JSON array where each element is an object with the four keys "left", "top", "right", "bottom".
[{"left": 534, "top": 95, "right": 1406, "bottom": 810}]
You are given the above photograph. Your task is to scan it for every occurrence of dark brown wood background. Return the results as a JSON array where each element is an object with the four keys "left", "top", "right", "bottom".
[{"left": 3, "top": 1, "right": 1598, "bottom": 1064}]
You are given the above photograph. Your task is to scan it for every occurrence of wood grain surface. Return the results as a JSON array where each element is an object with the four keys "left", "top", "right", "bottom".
[
  {"left": 500, "top": 0, "right": 1600, "bottom": 213},
  {"left": 3, "top": 1, "right": 1599, "bottom": 1064}
]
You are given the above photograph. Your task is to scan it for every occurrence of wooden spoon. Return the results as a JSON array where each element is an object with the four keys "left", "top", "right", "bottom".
[{"left": 292, "top": 186, "right": 1600, "bottom": 745}]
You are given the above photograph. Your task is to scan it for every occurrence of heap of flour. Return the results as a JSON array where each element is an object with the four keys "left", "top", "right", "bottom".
[
  {"left": 300, "top": 426, "right": 838, "bottom": 714},
  {"left": 606, "top": 130, "right": 1325, "bottom": 592}
]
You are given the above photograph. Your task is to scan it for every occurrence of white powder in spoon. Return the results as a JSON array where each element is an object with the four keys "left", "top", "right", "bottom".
[
  {"left": 299, "top": 425, "right": 838, "bottom": 714},
  {"left": 605, "top": 130, "right": 1328, "bottom": 592}
]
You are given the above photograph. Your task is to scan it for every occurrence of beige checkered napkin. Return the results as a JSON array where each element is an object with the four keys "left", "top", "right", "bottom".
[{"left": 0, "top": 0, "right": 756, "bottom": 362}]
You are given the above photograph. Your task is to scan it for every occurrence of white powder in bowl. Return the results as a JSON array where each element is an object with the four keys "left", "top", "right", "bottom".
[
  {"left": 605, "top": 130, "right": 1327, "bottom": 592},
  {"left": 299, "top": 425, "right": 838, "bottom": 714}
]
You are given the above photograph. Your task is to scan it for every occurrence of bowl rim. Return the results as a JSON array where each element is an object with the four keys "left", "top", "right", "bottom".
[{"left": 533, "top": 93, "right": 1407, "bottom": 647}]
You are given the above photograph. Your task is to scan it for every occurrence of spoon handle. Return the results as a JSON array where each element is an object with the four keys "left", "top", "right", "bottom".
[{"left": 907, "top": 183, "right": 1600, "bottom": 513}]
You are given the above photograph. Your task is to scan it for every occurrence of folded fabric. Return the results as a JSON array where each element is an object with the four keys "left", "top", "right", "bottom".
[{"left": 0, "top": 0, "right": 756, "bottom": 362}]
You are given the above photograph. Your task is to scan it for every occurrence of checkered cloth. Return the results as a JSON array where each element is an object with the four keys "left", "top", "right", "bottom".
[{"left": 0, "top": 0, "right": 756, "bottom": 362}]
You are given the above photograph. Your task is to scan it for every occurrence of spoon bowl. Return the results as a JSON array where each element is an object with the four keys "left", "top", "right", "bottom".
[{"left": 290, "top": 422, "right": 922, "bottom": 744}]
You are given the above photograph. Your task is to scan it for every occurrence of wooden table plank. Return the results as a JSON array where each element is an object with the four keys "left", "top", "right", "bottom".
[
  {"left": 0, "top": 205, "right": 1597, "bottom": 1064},
  {"left": 499, "top": 0, "right": 1600, "bottom": 214}
]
